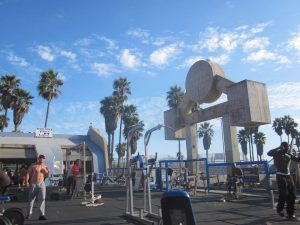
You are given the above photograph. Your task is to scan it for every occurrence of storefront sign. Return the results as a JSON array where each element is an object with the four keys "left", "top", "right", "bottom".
[{"left": 35, "top": 128, "right": 53, "bottom": 138}]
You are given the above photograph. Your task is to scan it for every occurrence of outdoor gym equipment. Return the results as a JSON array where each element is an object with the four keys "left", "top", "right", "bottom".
[
  {"left": 158, "top": 158, "right": 208, "bottom": 192},
  {"left": 0, "top": 195, "right": 24, "bottom": 225},
  {"left": 125, "top": 123, "right": 163, "bottom": 225},
  {"left": 161, "top": 190, "right": 197, "bottom": 225},
  {"left": 81, "top": 173, "right": 104, "bottom": 207}
]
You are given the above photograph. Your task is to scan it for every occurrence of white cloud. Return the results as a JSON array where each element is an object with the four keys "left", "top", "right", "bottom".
[
  {"left": 207, "top": 54, "right": 230, "bottom": 65},
  {"left": 178, "top": 56, "right": 204, "bottom": 68},
  {"left": 119, "top": 49, "right": 141, "bottom": 69},
  {"left": 127, "top": 28, "right": 150, "bottom": 40},
  {"left": 243, "top": 37, "right": 270, "bottom": 52},
  {"left": 35, "top": 45, "right": 55, "bottom": 62},
  {"left": 73, "top": 37, "right": 95, "bottom": 47},
  {"left": 287, "top": 31, "right": 300, "bottom": 51},
  {"left": 129, "top": 96, "right": 168, "bottom": 129},
  {"left": 7, "top": 52, "right": 29, "bottom": 67},
  {"left": 60, "top": 50, "right": 76, "bottom": 61},
  {"left": 149, "top": 44, "right": 180, "bottom": 66},
  {"left": 194, "top": 23, "right": 272, "bottom": 54},
  {"left": 268, "top": 82, "right": 300, "bottom": 110},
  {"left": 196, "top": 27, "right": 241, "bottom": 53},
  {"left": 91, "top": 62, "right": 119, "bottom": 77},
  {"left": 99, "top": 36, "right": 118, "bottom": 50},
  {"left": 244, "top": 49, "right": 290, "bottom": 64},
  {"left": 126, "top": 28, "right": 172, "bottom": 46},
  {"left": 249, "top": 22, "right": 272, "bottom": 34}
]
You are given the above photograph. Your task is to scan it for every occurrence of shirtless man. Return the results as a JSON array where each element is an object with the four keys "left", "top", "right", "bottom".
[
  {"left": 26, "top": 154, "right": 50, "bottom": 220},
  {"left": 267, "top": 142, "right": 300, "bottom": 221}
]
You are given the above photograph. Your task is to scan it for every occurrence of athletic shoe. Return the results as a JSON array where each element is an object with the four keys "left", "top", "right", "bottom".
[
  {"left": 286, "top": 215, "right": 298, "bottom": 221},
  {"left": 25, "top": 214, "right": 31, "bottom": 219},
  {"left": 277, "top": 211, "right": 284, "bottom": 217},
  {"left": 39, "top": 215, "right": 47, "bottom": 220}
]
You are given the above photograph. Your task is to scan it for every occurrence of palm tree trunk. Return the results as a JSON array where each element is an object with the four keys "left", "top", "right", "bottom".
[
  {"left": 206, "top": 150, "right": 208, "bottom": 162},
  {"left": 1, "top": 109, "right": 8, "bottom": 132},
  {"left": 111, "top": 131, "right": 115, "bottom": 168},
  {"left": 248, "top": 140, "right": 252, "bottom": 161},
  {"left": 290, "top": 137, "right": 294, "bottom": 146},
  {"left": 250, "top": 135, "right": 254, "bottom": 161},
  {"left": 107, "top": 134, "right": 111, "bottom": 168},
  {"left": 44, "top": 100, "right": 51, "bottom": 128},
  {"left": 118, "top": 114, "right": 123, "bottom": 159}
]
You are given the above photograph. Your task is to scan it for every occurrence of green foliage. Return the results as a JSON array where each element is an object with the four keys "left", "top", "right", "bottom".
[
  {"left": 198, "top": 122, "right": 214, "bottom": 152},
  {"left": 237, "top": 129, "right": 248, "bottom": 157},
  {"left": 37, "top": 69, "right": 64, "bottom": 128},
  {"left": 254, "top": 132, "right": 266, "bottom": 159},
  {"left": 166, "top": 85, "right": 184, "bottom": 109}
]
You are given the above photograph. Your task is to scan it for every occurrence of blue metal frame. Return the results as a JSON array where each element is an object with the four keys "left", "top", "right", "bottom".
[
  {"left": 206, "top": 160, "right": 270, "bottom": 192},
  {"left": 158, "top": 158, "right": 208, "bottom": 191}
]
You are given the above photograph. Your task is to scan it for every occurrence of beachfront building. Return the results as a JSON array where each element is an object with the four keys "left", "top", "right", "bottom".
[{"left": 0, "top": 126, "right": 108, "bottom": 180}]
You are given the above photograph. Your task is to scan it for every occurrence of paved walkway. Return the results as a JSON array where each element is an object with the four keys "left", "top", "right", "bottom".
[{"left": 2, "top": 185, "right": 300, "bottom": 225}]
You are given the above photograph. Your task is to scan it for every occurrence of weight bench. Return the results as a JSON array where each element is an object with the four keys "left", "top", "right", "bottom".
[{"left": 0, "top": 195, "right": 11, "bottom": 203}]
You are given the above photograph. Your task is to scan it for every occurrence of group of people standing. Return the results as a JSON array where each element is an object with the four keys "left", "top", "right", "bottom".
[
  {"left": 0, "top": 154, "right": 50, "bottom": 220},
  {"left": 0, "top": 156, "right": 84, "bottom": 221}
]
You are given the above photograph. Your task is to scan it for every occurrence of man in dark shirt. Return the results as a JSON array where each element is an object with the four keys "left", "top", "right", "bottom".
[{"left": 267, "top": 141, "right": 300, "bottom": 221}]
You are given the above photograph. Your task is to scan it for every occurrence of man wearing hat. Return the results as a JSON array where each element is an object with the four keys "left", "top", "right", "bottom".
[{"left": 26, "top": 154, "right": 50, "bottom": 220}]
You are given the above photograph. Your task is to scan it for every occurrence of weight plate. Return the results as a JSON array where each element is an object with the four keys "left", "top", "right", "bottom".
[
  {"left": 3, "top": 208, "right": 24, "bottom": 225},
  {"left": 0, "top": 216, "right": 12, "bottom": 225}
]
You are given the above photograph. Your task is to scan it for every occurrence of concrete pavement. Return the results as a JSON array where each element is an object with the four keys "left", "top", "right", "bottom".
[{"left": 2, "top": 185, "right": 300, "bottom": 225}]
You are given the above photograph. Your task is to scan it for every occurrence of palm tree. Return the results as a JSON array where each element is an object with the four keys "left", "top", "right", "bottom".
[
  {"left": 295, "top": 133, "right": 300, "bottom": 153},
  {"left": 237, "top": 129, "right": 249, "bottom": 161},
  {"left": 166, "top": 85, "right": 185, "bottom": 159},
  {"left": 37, "top": 69, "right": 63, "bottom": 128},
  {"left": 176, "top": 151, "right": 184, "bottom": 160},
  {"left": 272, "top": 117, "right": 284, "bottom": 143},
  {"left": 245, "top": 127, "right": 258, "bottom": 161},
  {"left": 113, "top": 77, "right": 131, "bottom": 162},
  {"left": 122, "top": 104, "right": 144, "bottom": 155},
  {"left": 282, "top": 115, "right": 298, "bottom": 144},
  {"left": 122, "top": 105, "right": 138, "bottom": 139},
  {"left": 115, "top": 142, "right": 127, "bottom": 168},
  {"left": 100, "top": 95, "right": 121, "bottom": 168},
  {"left": 290, "top": 128, "right": 299, "bottom": 147},
  {"left": 12, "top": 88, "right": 34, "bottom": 132},
  {"left": 0, "top": 74, "right": 20, "bottom": 131},
  {"left": 0, "top": 115, "right": 9, "bottom": 131},
  {"left": 166, "top": 85, "right": 184, "bottom": 108},
  {"left": 198, "top": 122, "right": 214, "bottom": 161},
  {"left": 254, "top": 132, "right": 266, "bottom": 161},
  {"left": 129, "top": 121, "right": 144, "bottom": 155}
]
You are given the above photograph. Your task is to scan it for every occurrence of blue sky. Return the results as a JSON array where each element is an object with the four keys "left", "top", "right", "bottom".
[{"left": 1, "top": 0, "right": 300, "bottom": 161}]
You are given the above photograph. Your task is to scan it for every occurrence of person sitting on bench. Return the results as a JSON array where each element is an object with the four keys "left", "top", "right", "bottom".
[
  {"left": 227, "top": 164, "right": 243, "bottom": 196},
  {"left": 0, "top": 170, "right": 11, "bottom": 195}
]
